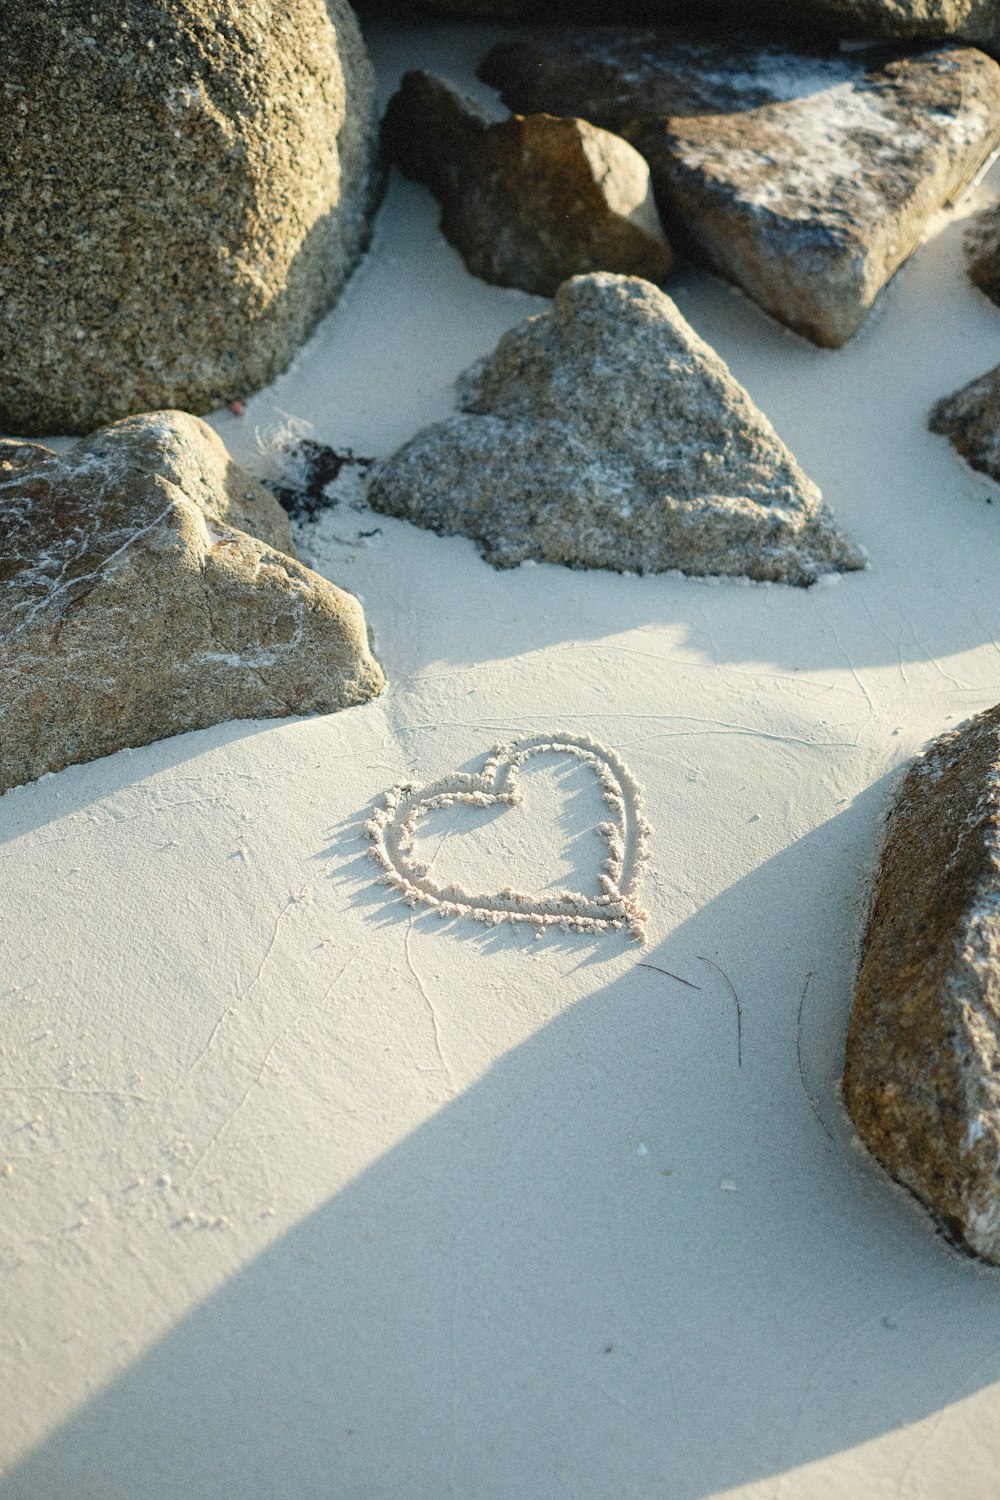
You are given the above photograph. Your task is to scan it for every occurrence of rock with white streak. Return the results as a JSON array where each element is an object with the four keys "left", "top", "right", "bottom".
[
  {"left": 382, "top": 70, "right": 671, "bottom": 296},
  {"left": 845, "top": 704, "right": 1000, "bottom": 1265},
  {"left": 368, "top": 272, "right": 863, "bottom": 584},
  {"left": 480, "top": 31, "right": 1000, "bottom": 346},
  {"left": 0, "top": 411, "right": 384, "bottom": 796}
]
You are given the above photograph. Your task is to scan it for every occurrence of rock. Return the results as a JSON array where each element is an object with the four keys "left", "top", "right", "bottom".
[
  {"left": 0, "top": 1, "right": 380, "bottom": 436},
  {"left": 929, "top": 364, "right": 1000, "bottom": 480},
  {"left": 964, "top": 202, "right": 1000, "bottom": 305},
  {"left": 844, "top": 704, "right": 1000, "bottom": 1265},
  {"left": 0, "top": 412, "right": 384, "bottom": 796},
  {"left": 480, "top": 31, "right": 1000, "bottom": 347},
  {"left": 358, "top": 0, "right": 1000, "bottom": 44},
  {"left": 368, "top": 272, "right": 863, "bottom": 584},
  {"left": 382, "top": 71, "right": 671, "bottom": 296},
  {"left": 764, "top": 0, "right": 1000, "bottom": 42}
]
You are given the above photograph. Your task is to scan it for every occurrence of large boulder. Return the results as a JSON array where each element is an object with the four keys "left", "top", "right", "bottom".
[
  {"left": 368, "top": 272, "right": 863, "bottom": 585},
  {"left": 845, "top": 704, "right": 1000, "bottom": 1265},
  {"left": 1, "top": 411, "right": 384, "bottom": 796},
  {"left": 0, "top": 1, "right": 380, "bottom": 436},
  {"left": 480, "top": 31, "right": 1000, "bottom": 347},
  {"left": 382, "top": 71, "right": 671, "bottom": 296}
]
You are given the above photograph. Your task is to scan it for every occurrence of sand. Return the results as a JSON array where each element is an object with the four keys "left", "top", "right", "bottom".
[{"left": 5, "top": 20, "right": 1000, "bottom": 1500}]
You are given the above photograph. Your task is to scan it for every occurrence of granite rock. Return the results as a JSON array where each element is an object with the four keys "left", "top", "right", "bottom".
[
  {"left": 844, "top": 704, "right": 1000, "bottom": 1265},
  {"left": 929, "top": 363, "right": 1000, "bottom": 480},
  {"left": 382, "top": 71, "right": 671, "bottom": 296},
  {"left": 368, "top": 272, "right": 863, "bottom": 584},
  {"left": 0, "top": 411, "right": 384, "bottom": 795},
  {"left": 964, "top": 202, "right": 1000, "bottom": 304},
  {"left": 0, "top": 0, "right": 380, "bottom": 436},
  {"left": 481, "top": 31, "right": 1000, "bottom": 346},
  {"left": 761, "top": 0, "right": 1000, "bottom": 41}
]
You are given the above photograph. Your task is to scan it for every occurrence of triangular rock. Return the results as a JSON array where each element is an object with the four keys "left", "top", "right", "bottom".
[
  {"left": 368, "top": 273, "right": 862, "bottom": 585},
  {"left": 480, "top": 31, "right": 1000, "bottom": 346},
  {"left": 929, "top": 362, "right": 1000, "bottom": 481}
]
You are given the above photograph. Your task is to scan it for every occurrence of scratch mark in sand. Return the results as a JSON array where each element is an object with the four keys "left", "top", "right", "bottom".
[
  {"left": 899, "top": 608, "right": 969, "bottom": 689},
  {"left": 406, "top": 916, "right": 455, "bottom": 1093},
  {"left": 795, "top": 970, "right": 833, "bottom": 1142},
  {"left": 822, "top": 615, "right": 877, "bottom": 722},
  {"left": 182, "top": 882, "right": 315, "bottom": 1085},
  {"left": 186, "top": 954, "right": 357, "bottom": 1182},
  {"left": 0, "top": 1085, "right": 154, "bottom": 1103}
]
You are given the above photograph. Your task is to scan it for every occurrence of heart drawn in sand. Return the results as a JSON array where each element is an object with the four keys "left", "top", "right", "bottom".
[{"left": 365, "top": 733, "right": 651, "bottom": 941}]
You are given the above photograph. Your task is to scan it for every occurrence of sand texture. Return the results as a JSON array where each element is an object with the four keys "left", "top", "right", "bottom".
[{"left": 7, "top": 18, "right": 1000, "bottom": 1500}]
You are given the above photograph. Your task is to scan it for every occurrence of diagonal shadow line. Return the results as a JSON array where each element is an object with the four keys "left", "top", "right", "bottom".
[{"left": 4, "top": 776, "right": 1000, "bottom": 1500}]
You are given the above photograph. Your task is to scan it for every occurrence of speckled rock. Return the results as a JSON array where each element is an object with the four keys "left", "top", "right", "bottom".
[
  {"left": 844, "top": 704, "right": 1000, "bottom": 1265},
  {"left": 964, "top": 202, "right": 1000, "bottom": 305},
  {"left": 382, "top": 71, "right": 671, "bottom": 296},
  {"left": 0, "top": 1, "right": 380, "bottom": 436},
  {"left": 0, "top": 411, "right": 384, "bottom": 795},
  {"left": 929, "top": 363, "right": 1000, "bottom": 480},
  {"left": 368, "top": 273, "right": 862, "bottom": 584},
  {"left": 480, "top": 32, "right": 1000, "bottom": 347}
]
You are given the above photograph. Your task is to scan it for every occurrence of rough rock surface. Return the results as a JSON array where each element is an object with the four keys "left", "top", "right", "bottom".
[
  {"left": 480, "top": 31, "right": 1000, "bottom": 346},
  {"left": 1, "top": 412, "right": 384, "bottom": 796},
  {"left": 929, "top": 363, "right": 1000, "bottom": 480},
  {"left": 0, "top": 1, "right": 380, "bottom": 436},
  {"left": 358, "top": 0, "right": 1000, "bottom": 43},
  {"left": 964, "top": 202, "right": 1000, "bottom": 304},
  {"left": 382, "top": 71, "right": 671, "bottom": 296},
  {"left": 368, "top": 273, "right": 862, "bottom": 584},
  {"left": 844, "top": 704, "right": 1000, "bottom": 1265},
  {"left": 765, "top": 0, "right": 1000, "bottom": 40}
]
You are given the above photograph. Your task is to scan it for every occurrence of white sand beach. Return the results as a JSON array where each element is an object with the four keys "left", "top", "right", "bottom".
[{"left": 6, "top": 20, "right": 1000, "bottom": 1498}]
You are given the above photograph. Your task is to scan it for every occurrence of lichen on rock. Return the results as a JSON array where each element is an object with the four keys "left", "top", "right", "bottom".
[
  {"left": 368, "top": 272, "right": 863, "bottom": 585},
  {"left": 845, "top": 703, "right": 1000, "bottom": 1265},
  {"left": 0, "top": 0, "right": 381, "bottom": 435},
  {"left": 1, "top": 411, "right": 384, "bottom": 796},
  {"left": 480, "top": 30, "right": 1000, "bottom": 347}
]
